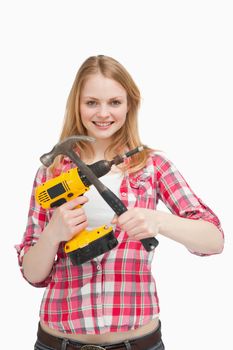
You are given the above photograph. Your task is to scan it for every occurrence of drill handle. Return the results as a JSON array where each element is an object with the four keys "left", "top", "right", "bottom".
[{"left": 101, "top": 189, "right": 159, "bottom": 252}]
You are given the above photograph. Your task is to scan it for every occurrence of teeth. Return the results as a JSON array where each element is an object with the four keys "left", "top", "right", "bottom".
[{"left": 94, "top": 122, "right": 112, "bottom": 126}]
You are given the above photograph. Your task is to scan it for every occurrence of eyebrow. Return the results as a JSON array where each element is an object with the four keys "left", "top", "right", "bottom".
[{"left": 82, "top": 96, "right": 125, "bottom": 100}]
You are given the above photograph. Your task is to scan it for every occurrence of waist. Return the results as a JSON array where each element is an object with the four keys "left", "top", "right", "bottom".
[
  {"left": 40, "top": 318, "right": 159, "bottom": 344},
  {"left": 37, "top": 319, "right": 162, "bottom": 350}
]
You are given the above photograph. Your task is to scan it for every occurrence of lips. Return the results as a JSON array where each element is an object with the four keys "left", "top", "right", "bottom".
[{"left": 92, "top": 121, "right": 114, "bottom": 127}]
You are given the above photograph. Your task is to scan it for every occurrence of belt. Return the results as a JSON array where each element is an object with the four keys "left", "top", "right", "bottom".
[{"left": 37, "top": 322, "right": 162, "bottom": 350}]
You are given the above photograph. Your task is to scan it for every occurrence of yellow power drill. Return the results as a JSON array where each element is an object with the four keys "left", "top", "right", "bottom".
[{"left": 35, "top": 142, "right": 145, "bottom": 265}]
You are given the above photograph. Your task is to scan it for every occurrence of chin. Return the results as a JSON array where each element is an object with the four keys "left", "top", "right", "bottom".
[{"left": 90, "top": 130, "right": 117, "bottom": 140}]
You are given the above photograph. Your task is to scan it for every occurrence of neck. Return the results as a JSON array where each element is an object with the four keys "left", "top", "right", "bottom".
[{"left": 81, "top": 138, "right": 113, "bottom": 163}]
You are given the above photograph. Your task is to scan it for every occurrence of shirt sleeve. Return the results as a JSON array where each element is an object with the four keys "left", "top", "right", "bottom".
[
  {"left": 15, "top": 166, "right": 54, "bottom": 287},
  {"left": 153, "top": 153, "right": 224, "bottom": 254}
]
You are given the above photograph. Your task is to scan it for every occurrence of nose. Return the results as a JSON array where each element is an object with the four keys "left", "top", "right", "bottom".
[{"left": 97, "top": 103, "right": 110, "bottom": 118}]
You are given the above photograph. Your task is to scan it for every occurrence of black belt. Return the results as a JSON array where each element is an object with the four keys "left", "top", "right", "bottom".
[{"left": 36, "top": 321, "right": 162, "bottom": 350}]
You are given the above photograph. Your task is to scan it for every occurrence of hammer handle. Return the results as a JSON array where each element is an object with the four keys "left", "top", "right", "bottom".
[
  {"left": 101, "top": 189, "right": 159, "bottom": 252},
  {"left": 66, "top": 149, "right": 159, "bottom": 252}
]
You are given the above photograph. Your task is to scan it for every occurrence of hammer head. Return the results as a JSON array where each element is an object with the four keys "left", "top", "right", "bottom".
[{"left": 40, "top": 135, "right": 95, "bottom": 167}]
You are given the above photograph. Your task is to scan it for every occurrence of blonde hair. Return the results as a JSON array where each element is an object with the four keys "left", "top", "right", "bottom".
[{"left": 55, "top": 55, "right": 152, "bottom": 173}]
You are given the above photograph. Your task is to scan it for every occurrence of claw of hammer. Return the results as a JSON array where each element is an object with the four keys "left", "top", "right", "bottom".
[{"left": 40, "top": 135, "right": 95, "bottom": 167}]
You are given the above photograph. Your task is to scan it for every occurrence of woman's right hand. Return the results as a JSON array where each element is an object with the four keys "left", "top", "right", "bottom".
[{"left": 46, "top": 196, "right": 89, "bottom": 245}]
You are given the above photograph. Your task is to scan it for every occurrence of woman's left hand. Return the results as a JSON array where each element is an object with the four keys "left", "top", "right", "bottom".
[{"left": 111, "top": 208, "right": 161, "bottom": 241}]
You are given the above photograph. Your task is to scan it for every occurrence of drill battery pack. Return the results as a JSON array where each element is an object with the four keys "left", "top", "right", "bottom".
[{"left": 64, "top": 224, "right": 118, "bottom": 265}]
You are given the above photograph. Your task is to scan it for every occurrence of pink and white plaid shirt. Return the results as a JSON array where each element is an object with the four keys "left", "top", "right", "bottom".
[{"left": 15, "top": 153, "right": 223, "bottom": 335}]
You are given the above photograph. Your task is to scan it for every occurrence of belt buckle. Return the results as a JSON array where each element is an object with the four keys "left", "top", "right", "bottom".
[{"left": 80, "top": 346, "right": 106, "bottom": 350}]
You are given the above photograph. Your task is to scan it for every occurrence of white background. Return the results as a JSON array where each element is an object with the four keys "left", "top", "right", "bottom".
[{"left": 0, "top": 1, "right": 232, "bottom": 349}]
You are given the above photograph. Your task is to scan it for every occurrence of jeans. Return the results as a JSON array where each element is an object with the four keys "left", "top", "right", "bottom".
[{"left": 34, "top": 339, "right": 165, "bottom": 350}]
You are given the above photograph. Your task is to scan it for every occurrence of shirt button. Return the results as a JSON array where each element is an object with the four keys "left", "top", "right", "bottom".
[
  {"left": 121, "top": 192, "right": 126, "bottom": 197},
  {"left": 96, "top": 264, "right": 101, "bottom": 270}
]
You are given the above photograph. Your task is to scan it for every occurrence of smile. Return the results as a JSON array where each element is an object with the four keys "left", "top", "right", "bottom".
[{"left": 92, "top": 122, "right": 114, "bottom": 127}]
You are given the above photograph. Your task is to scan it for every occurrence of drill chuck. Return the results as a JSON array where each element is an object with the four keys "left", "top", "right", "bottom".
[{"left": 81, "top": 146, "right": 146, "bottom": 186}]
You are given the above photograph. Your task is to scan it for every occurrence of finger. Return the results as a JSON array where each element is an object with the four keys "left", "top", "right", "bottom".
[
  {"left": 117, "top": 210, "right": 135, "bottom": 226},
  {"left": 70, "top": 216, "right": 88, "bottom": 229},
  {"left": 111, "top": 215, "right": 118, "bottom": 224},
  {"left": 126, "top": 226, "right": 145, "bottom": 237},
  {"left": 128, "top": 232, "right": 153, "bottom": 241},
  {"left": 121, "top": 219, "right": 142, "bottom": 233},
  {"left": 70, "top": 206, "right": 86, "bottom": 218},
  {"left": 70, "top": 214, "right": 87, "bottom": 226},
  {"left": 134, "top": 232, "right": 155, "bottom": 240},
  {"left": 71, "top": 220, "right": 88, "bottom": 235},
  {"left": 62, "top": 196, "right": 88, "bottom": 210}
]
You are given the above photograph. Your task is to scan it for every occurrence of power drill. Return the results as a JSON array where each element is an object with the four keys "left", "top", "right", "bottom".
[{"left": 35, "top": 147, "right": 144, "bottom": 265}]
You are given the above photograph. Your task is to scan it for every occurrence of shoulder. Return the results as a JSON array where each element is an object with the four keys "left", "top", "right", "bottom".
[
  {"left": 35, "top": 157, "right": 74, "bottom": 184},
  {"left": 34, "top": 165, "right": 48, "bottom": 185},
  {"left": 146, "top": 151, "right": 174, "bottom": 173}
]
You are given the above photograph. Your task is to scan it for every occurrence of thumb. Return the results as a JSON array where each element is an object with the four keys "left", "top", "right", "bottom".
[{"left": 111, "top": 214, "right": 118, "bottom": 224}]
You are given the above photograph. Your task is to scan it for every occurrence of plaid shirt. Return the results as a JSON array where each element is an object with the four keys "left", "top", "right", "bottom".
[{"left": 15, "top": 153, "right": 223, "bottom": 335}]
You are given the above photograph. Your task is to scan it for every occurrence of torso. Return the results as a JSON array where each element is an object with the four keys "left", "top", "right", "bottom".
[
  {"left": 40, "top": 318, "right": 159, "bottom": 344},
  {"left": 41, "top": 154, "right": 159, "bottom": 344}
]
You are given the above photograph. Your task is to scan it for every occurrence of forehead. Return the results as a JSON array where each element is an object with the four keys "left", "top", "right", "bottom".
[{"left": 81, "top": 73, "right": 127, "bottom": 98}]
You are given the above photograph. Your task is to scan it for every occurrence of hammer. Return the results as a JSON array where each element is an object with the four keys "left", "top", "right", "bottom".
[
  {"left": 40, "top": 136, "right": 159, "bottom": 252},
  {"left": 40, "top": 135, "right": 95, "bottom": 166}
]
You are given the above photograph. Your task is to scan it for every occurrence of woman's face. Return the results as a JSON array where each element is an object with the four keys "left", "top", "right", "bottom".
[{"left": 79, "top": 73, "right": 128, "bottom": 143}]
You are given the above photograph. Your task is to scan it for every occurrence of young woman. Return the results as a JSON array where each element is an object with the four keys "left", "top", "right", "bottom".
[{"left": 16, "top": 55, "right": 224, "bottom": 350}]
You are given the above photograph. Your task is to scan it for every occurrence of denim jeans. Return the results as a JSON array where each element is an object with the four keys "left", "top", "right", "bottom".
[{"left": 34, "top": 339, "right": 165, "bottom": 350}]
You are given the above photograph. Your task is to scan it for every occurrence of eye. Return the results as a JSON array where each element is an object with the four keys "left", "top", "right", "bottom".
[
  {"left": 111, "top": 100, "right": 121, "bottom": 106},
  {"left": 86, "top": 100, "right": 97, "bottom": 106}
]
